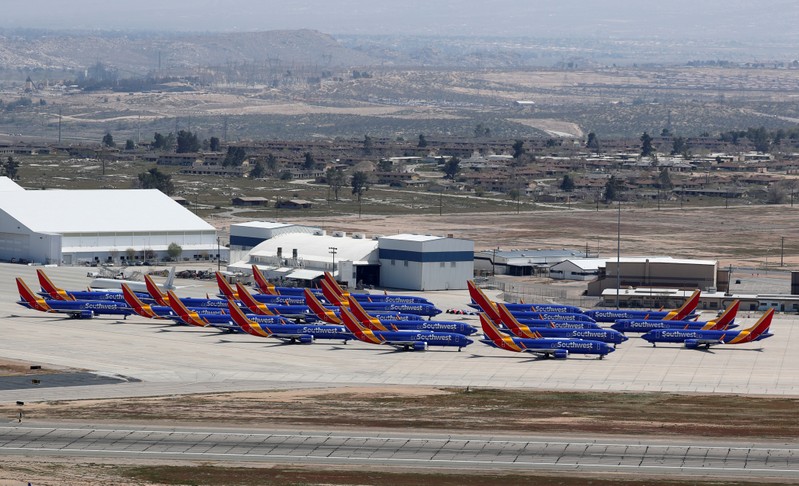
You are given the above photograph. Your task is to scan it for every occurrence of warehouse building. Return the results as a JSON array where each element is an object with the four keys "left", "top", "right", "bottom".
[
  {"left": 587, "top": 257, "right": 719, "bottom": 296},
  {"left": 378, "top": 234, "right": 473, "bottom": 290},
  {"left": 0, "top": 179, "right": 218, "bottom": 265}
]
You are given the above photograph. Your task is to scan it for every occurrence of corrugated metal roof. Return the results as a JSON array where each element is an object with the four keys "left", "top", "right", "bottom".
[
  {"left": 0, "top": 189, "right": 214, "bottom": 233},
  {"left": 249, "top": 233, "right": 378, "bottom": 264},
  {"left": 286, "top": 269, "right": 325, "bottom": 280},
  {"left": 233, "top": 221, "right": 295, "bottom": 229}
]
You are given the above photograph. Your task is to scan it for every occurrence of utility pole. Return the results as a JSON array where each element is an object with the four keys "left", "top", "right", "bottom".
[
  {"left": 781, "top": 236, "right": 785, "bottom": 267},
  {"left": 616, "top": 200, "right": 621, "bottom": 309},
  {"left": 328, "top": 247, "right": 338, "bottom": 274}
]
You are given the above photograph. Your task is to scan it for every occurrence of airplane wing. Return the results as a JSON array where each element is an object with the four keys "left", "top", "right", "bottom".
[
  {"left": 517, "top": 346, "right": 569, "bottom": 358},
  {"left": 270, "top": 333, "right": 314, "bottom": 344},
  {"left": 380, "top": 340, "right": 429, "bottom": 351},
  {"left": 685, "top": 338, "right": 724, "bottom": 348}
]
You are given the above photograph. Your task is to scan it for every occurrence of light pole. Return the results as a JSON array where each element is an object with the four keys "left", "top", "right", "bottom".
[
  {"left": 781, "top": 236, "right": 785, "bottom": 267},
  {"left": 328, "top": 246, "right": 338, "bottom": 275},
  {"left": 616, "top": 200, "right": 621, "bottom": 309},
  {"left": 217, "top": 237, "right": 221, "bottom": 272}
]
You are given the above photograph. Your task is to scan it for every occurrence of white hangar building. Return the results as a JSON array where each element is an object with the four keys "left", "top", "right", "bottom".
[
  {"left": 0, "top": 179, "right": 217, "bottom": 265},
  {"left": 379, "top": 234, "right": 473, "bottom": 291}
]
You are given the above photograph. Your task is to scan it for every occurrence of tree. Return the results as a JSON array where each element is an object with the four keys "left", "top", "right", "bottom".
[
  {"left": 560, "top": 174, "right": 575, "bottom": 192},
  {"left": 167, "top": 242, "right": 183, "bottom": 261},
  {"left": 351, "top": 171, "right": 370, "bottom": 202},
  {"left": 363, "top": 135, "right": 373, "bottom": 155},
  {"left": 603, "top": 175, "right": 623, "bottom": 203},
  {"left": 223, "top": 146, "right": 247, "bottom": 166},
  {"left": 640, "top": 132, "right": 654, "bottom": 157},
  {"left": 152, "top": 132, "right": 175, "bottom": 151},
  {"left": 3, "top": 156, "right": 19, "bottom": 180},
  {"left": 377, "top": 159, "right": 393, "bottom": 173},
  {"left": 303, "top": 152, "right": 315, "bottom": 170},
  {"left": 137, "top": 167, "right": 174, "bottom": 195},
  {"left": 657, "top": 167, "right": 673, "bottom": 190},
  {"left": 766, "top": 182, "right": 787, "bottom": 204},
  {"left": 249, "top": 159, "right": 266, "bottom": 179},
  {"left": 586, "top": 132, "right": 601, "bottom": 153},
  {"left": 176, "top": 130, "right": 200, "bottom": 153},
  {"left": 209, "top": 136, "right": 220, "bottom": 152},
  {"left": 748, "top": 126, "right": 770, "bottom": 153},
  {"left": 326, "top": 167, "right": 346, "bottom": 201},
  {"left": 265, "top": 153, "right": 278, "bottom": 174},
  {"left": 443, "top": 157, "right": 461, "bottom": 180},
  {"left": 671, "top": 136, "right": 687, "bottom": 156},
  {"left": 417, "top": 134, "right": 428, "bottom": 148},
  {"left": 102, "top": 132, "right": 115, "bottom": 148},
  {"left": 512, "top": 140, "right": 525, "bottom": 158},
  {"left": 125, "top": 139, "right": 135, "bottom": 150}
]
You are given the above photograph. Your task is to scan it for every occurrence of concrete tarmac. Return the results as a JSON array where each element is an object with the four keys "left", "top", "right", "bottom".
[
  {"left": 1, "top": 263, "right": 798, "bottom": 405},
  {"left": 1, "top": 423, "right": 797, "bottom": 480}
]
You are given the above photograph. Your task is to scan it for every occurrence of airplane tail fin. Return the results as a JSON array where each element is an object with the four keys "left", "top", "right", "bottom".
[
  {"left": 164, "top": 266, "right": 176, "bottom": 290},
  {"left": 323, "top": 272, "right": 348, "bottom": 299},
  {"left": 121, "top": 283, "right": 159, "bottom": 319},
  {"left": 226, "top": 298, "right": 270, "bottom": 337},
  {"left": 165, "top": 290, "right": 204, "bottom": 327},
  {"left": 36, "top": 269, "right": 74, "bottom": 301},
  {"left": 235, "top": 282, "right": 275, "bottom": 315},
  {"left": 321, "top": 280, "right": 346, "bottom": 306},
  {"left": 16, "top": 277, "right": 51, "bottom": 312},
  {"left": 251, "top": 265, "right": 277, "bottom": 295},
  {"left": 215, "top": 272, "right": 239, "bottom": 300},
  {"left": 709, "top": 300, "right": 740, "bottom": 330},
  {"left": 665, "top": 289, "right": 701, "bottom": 321},
  {"left": 745, "top": 308, "right": 775, "bottom": 337},
  {"left": 144, "top": 274, "right": 170, "bottom": 307},
  {"left": 347, "top": 296, "right": 387, "bottom": 330},
  {"left": 497, "top": 303, "right": 538, "bottom": 338},
  {"left": 339, "top": 307, "right": 380, "bottom": 345},
  {"left": 479, "top": 312, "right": 506, "bottom": 342},
  {"left": 467, "top": 280, "right": 501, "bottom": 323},
  {"left": 304, "top": 288, "right": 341, "bottom": 324}
]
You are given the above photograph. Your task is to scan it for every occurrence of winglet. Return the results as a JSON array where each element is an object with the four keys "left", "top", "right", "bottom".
[
  {"left": 665, "top": 289, "right": 701, "bottom": 321},
  {"left": 467, "top": 280, "right": 501, "bottom": 323},
  {"left": 347, "top": 296, "right": 387, "bottom": 330},
  {"left": 16, "top": 277, "right": 51, "bottom": 312},
  {"left": 122, "top": 283, "right": 160, "bottom": 319},
  {"left": 144, "top": 274, "right": 170, "bottom": 307},
  {"left": 252, "top": 265, "right": 277, "bottom": 295},
  {"left": 304, "top": 288, "right": 341, "bottom": 324},
  {"left": 216, "top": 272, "right": 239, "bottom": 300},
  {"left": 36, "top": 269, "right": 75, "bottom": 301}
]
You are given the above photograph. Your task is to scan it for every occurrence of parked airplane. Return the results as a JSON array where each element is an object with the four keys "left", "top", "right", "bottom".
[
  {"left": 478, "top": 313, "right": 615, "bottom": 359},
  {"left": 121, "top": 283, "right": 227, "bottom": 320},
  {"left": 320, "top": 280, "right": 442, "bottom": 317},
  {"left": 611, "top": 300, "right": 740, "bottom": 333},
  {"left": 16, "top": 277, "right": 133, "bottom": 319},
  {"left": 497, "top": 304, "right": 627, "bottom": 345},
  {"left": 251, "top": 265, "right": 321, "bottom": 296},
  {"left": 346, "top": 296, "right": 476, "bottom": 336},
  {"left": 226, "top": 299, "right": 352, "bottom": 344},
  {"left": 583, "top": 290, "right": 701, "bottom": 322},
  {"left": 36, "top": 269, "right": 153, "bottom": 303},
  {"left": 90, "top": 266, "right": 177, "bottom": 293},
  {"left": 164, "top": 290, "right": 286, "bottom": 330},
  {"left": 340, "top": 307, "right": 472, "bottom": 351},
  {"left": 302, "top": 287, "right": 419, "bottom": 325},
  {"left": 466, "top": 280, "right": 583, "bottom": 324},
  {"left": 321, "top": 272, "right": 433, "bottom": 304},
  {"left": 216, "top": 273, "right": 307, "bottom": 306},
  {"left": 641, "top": 308, "right": 774, "bottom": 349}
]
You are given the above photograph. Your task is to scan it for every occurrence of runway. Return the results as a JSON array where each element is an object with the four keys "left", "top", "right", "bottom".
[{"left": 1, "top": 423, "right": 797, "bottom": 480}]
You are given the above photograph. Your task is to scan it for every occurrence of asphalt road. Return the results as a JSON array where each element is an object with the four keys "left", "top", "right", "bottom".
[{"left": 1, "top": 423, "right": 797, "bottom": 480}]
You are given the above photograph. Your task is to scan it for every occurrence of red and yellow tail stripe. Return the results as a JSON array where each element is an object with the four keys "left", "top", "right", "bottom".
[
  {"left": 467, "top": 280, "right": 501, "bottom": 323},
  {"left": 479, "top": 313, "right": 523, "bottom": 352},
  {"left": 121, "top": 283, "right": 160, "bottom": 319},
  {"left": 36, "top": 269, "right": 75, "bottom": 301},
  {"left": 304, "top": 288, "right": 341, "bottom": 324},
  {"left": 252, "top": 265, "right": 278, "bottom": 295},
  {"left": 235, "top": 282, "right": 275, "bottom": 315},
  {"left": 16, "top": 278, "right": 52, "bottom": 312}
]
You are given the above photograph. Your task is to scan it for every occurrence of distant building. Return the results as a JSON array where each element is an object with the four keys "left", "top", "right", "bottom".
[
  {"left": 232, "top": 196, "right": 269, "bottom": 207},
  {"left": 276, "top": 199, "right": 313, "bottom": 209}
]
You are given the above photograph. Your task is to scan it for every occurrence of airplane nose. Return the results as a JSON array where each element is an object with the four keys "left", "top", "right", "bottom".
[
  {"left": 610, "top": 322, "right": 622, "bottom": 331},
  {"left": 641, "top": 332, "right": 654, "bottom": 342},
  {"left": 620, "top": 334, "right": 629, "bottom": 342},
  {"left": 605, "top": 344, "right": 615, "bottom": 353}
]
